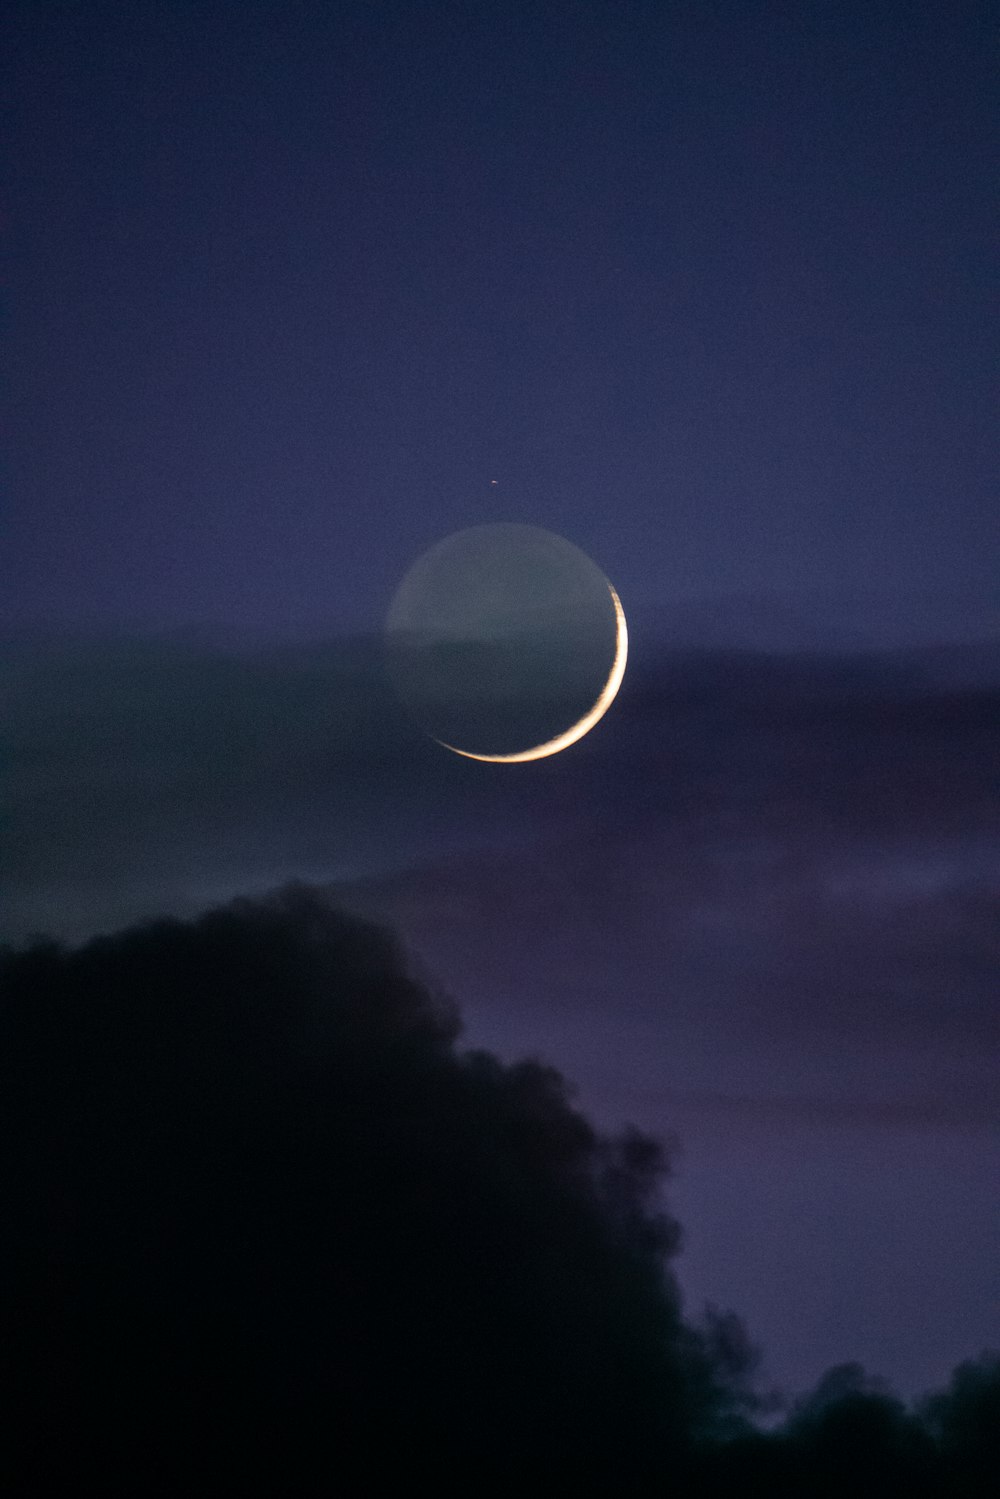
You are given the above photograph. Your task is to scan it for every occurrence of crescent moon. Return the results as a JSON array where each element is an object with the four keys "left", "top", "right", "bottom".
[{"left": 436, "top": 586, "right": 628, "bottom": 763}]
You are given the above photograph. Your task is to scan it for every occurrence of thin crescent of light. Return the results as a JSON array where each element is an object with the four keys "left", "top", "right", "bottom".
[{"left": 436, "top": 585, "right": 628, "bottom": 764}]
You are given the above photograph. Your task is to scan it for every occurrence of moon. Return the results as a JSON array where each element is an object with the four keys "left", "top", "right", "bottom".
[
  {"left": 437, "top": 586, "right": 627, "bottom": 762},
  {"left": 385, "top": 524, "right": 627, "bottom": 762}
]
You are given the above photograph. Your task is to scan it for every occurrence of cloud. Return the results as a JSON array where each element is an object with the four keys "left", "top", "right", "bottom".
[
  {"left": 3, "top": 627, "right": 996, "bottom": 1131},
  {"left": 2, "top": 628, "right": 996, "bottom": 936},
  {"left": 329, "top": 842, "right": 999, "bottom": 1131}
]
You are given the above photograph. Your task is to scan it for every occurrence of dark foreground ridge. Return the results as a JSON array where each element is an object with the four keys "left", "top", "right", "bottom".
[{"left": 0, "top": 886, "right": 995, "bottom": 1495}]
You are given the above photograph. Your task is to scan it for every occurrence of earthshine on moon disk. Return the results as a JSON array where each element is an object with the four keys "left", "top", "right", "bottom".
[{"left": 385, "top": 524, "right": 627, "bottom": 762}]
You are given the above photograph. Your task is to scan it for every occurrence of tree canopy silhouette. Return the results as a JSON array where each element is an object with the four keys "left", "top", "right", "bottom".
[
  {"left": 0, "top": 886, "right": 724, "bottom": 1492},
  {"left": 0, "top": 884, "right": 995, "bottom": 1495}
]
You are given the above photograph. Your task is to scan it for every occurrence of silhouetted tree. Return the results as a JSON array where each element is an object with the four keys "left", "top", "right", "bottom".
[
  {"left": 1, "top": 885, "right": 995, "bottom": 1495},
  {"left": 694, "top": 1356, "right": 998, "bottom": 1498},
  {"left": 779, "top": 1363, "right": 939, "bottom": 1497},
  {"left": 918, "top": 1353, "right": 1000, "bottom": 1495},
  {"left": 0, "top": 885, "right": 722, "bottom": 1492}
]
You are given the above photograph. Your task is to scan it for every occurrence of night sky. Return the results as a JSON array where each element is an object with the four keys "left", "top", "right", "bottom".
[{"left": 3, "top": 0, "right": 998, "bottom": 1414}]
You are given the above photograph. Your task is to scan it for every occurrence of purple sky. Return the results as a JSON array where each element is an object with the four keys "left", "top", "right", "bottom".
[
  {"left": 5, "top": 0, "right": 997, "bottom": 638},
  {"left": 3, "top": 0, "right": 997, "bottom": 1405}
]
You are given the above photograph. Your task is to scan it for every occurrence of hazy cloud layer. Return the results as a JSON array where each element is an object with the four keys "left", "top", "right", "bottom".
[{"left": 3, "top": 628, "right": 997, "bottom": 1124}]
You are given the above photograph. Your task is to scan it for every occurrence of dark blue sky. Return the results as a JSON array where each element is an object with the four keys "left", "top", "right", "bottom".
[{"left": 5, "top": 0, "right": 996, "bottom": 637}]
